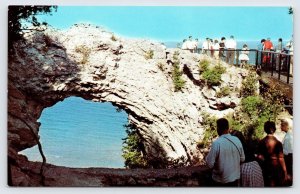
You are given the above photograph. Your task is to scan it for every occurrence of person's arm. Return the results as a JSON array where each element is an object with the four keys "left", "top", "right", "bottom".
[
  {"left": 278, "top": 143, "right": 288, "bottom": 182},
  {"left": 205, "top": 141, "right": 219, "bottom": 169}
]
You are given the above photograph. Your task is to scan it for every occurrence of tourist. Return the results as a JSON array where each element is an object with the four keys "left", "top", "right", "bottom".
[
  {"left": 219, "top": 37, "right": 226, "bottom": 60},
  {"left": 206, "top": 118, "right": 245, "bottom": 187},
  {"left": 256, "top": 121, "right": 288, "bottom": 186},
  {"left": 192, "top": 38, "right": 199, "bottom": 53},
  {"left": 202, "top": 38, "right": 210, "bottom": 55},
  {"left": 231, "top": 130, "right": 264, "bottom": 187},
  {"left": 263, "top": 38, "right": 273, "bottom": 65},
  {"left": 225, "top": 35, "right": 237, "bottom": 65},
  {"left": 275, "top": 38, "right": 283, "bottom": 71},
  {"left": 181, "top": 39, "right": 188, "bottom": 50},
  {"left": 186, "top": 35, "right": 194, "bottom": 53},
  {"left": 238, "top": 44, "right": 249, "bottom": 68},
  {"left": 213, "top": 39, "right": 220, "bottom": 60},
  {"left": 281, "top": 119, "right": 293, "bottom": 185},
  {"left": 286, "top": 37, "right": 293, "bottom": 76},
  {"left": 209, "top": 39, "right": 214, "bottom": 57}
]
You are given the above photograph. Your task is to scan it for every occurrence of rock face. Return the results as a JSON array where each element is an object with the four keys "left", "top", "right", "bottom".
[{"left": 8, "top": 23, "right": 250, "bottom": 185}]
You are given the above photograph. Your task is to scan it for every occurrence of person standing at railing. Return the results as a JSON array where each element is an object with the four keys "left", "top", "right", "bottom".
[
  {"left": 286, "top": 38, "right": 293, "bottom": 76},
  {"left": 210, "top": 39, "right": 214, "bottom": 57},
  {"left": 202, "top": 38, "right": 210, "bottom": 55},
  {"left": 219, "top": 37, "right": 226, "bottom": 60},
  {"left": 186, "top": 35, "right": 195, "bottom": 53},
  {"left": 213, "top": 39, "right": 220, "bottom": 60},
  {"left": 181, "top": 39, "right": 188, "bottom": 50},
  {"left": 263, "top": 38, "right": 274, "bottom": 66},
  {"left": 192, "top": 38, "right": 199, "bottom": 53},
  {"left": 239, "top": 44, "right": 249, "bottom": 68},
  {"left": 275, "top": 38, "right": 283, "bottom": 71},
  {"left": 225, "top": 35, "right": 237, "bottom": 65}
]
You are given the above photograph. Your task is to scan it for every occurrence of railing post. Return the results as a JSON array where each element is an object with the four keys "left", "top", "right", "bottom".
[
  {"left": 255, "top": 50, "right": 259, "bottom": 68},
  {"left": 278, "top": 54, "right": 281, "bottom": 80},
  {"left": 271, "top": 52, "right": 275, "bottom": 76},
  {"left": 287, "top": 55, "right": 290, "bottom": 84},
  {"left": 260, "top": 51, "right": 264, "bottom": 70},
  {"left": 236, "top": 50, "right": 239, "bottom": 66}
]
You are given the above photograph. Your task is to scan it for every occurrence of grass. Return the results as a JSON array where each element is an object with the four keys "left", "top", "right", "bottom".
[{"left": 75, "top": 45, "right": 91, "bottom": 64}]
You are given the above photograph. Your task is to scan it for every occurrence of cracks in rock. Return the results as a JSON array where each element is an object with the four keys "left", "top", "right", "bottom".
[
  {"left": 180, "top": 142, "right": 192, "bottom": 165},
  {"left": 8, "top": 112, "right": 47, "bottom": 186},
  {"left": 182, "top": 64, "right": 204, "bottom": 87}
]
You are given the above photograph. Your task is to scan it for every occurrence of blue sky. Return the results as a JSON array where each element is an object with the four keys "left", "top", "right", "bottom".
[{"left": 39, "top": 6, "right": 293, "bottom": 41}]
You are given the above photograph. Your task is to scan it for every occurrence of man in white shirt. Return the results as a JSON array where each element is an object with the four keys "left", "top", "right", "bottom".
[
  {"left": 181, "top": 39, "right": 188, "bottom": 50},
  {"left": 281, "top": 119, "right": 293, "bottom": 184},
  {"left": 202, "top": 38, "right": 210, "bottom": 55},
  {"left": 192, "top": 38, "right": 199, "bottom": 53},
  {"left": 206, "top": 118, "right": 245, "bottom": 186},
  {"left": 225, "top": 35, "right": 237, "bottom": 65},
  {"left": 186, "top": 36, "right": 195, "bottom": 53}
]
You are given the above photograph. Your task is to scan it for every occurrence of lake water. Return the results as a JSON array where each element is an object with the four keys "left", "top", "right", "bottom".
[{"left": 20, "top": 97, "right": 128, "bottom": 168}]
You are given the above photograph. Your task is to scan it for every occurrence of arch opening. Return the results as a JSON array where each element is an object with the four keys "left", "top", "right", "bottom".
[{"left": 19, "top": 97, "right": 128, "bottom": 168}]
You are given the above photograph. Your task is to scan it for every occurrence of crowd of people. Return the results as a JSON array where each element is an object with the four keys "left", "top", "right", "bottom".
[
  {"left": 205, "top": 118, "right": 293, "bottom": 187},
  {"left": 179, "top": 35, "right": 294, "bottom": 71},
  {"left": 258, "top": 37, "right": 294, "bottom": 75}
]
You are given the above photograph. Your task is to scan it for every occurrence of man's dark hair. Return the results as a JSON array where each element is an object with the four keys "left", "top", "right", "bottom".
[
  {"left": 279, "top": 38, "right": 283, "bottom": 42},
  {"left": 261, "top": 39, "right": 266, "bottom": 43},
  {"left": 264, "top": 121, "right": 276, "bottom": 134},
  {"left": 221, "top": 37, "right": 226, "bottom": 40},
  {"left": 217, "top": 118, "right": 229, "bottom": 135}
]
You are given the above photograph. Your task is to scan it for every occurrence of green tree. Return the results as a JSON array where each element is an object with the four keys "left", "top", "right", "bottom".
[
  {"left": 122, "top": 124, "right": 148, "bottom": 168},
  {"left": 288, "top": 7, "right": 293, "bottom": 15},
  {"left": 8, "top": 5, "right": 57, "bottom": 47}
]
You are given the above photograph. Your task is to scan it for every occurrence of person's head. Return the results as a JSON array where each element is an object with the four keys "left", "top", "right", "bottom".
[
  {"left": 221, "top": 37, "right": 226, "bottom": 41},
  {"left": 264, "top": 121, "right": 276, "bottom": 134},
  {"left": 230, "top": 35, "right": 234, "bottom": 39},
  {"left": 214, "top": 39, "right": 218, "bottom": 43},
  {"left": 189, "top": 36, "right": 192, "bottom": 40},
  {"left": 278, "top": 38, "right": 283, "bottom": 42},
  {"left": 216, "top": 118, "right": 229, "bottom": 136},
  {"left": 243, "top": 44, "right": 248, "bottom": 48},
  {"left": 210, "top": 39, "right": 213, "bottom": 42},
  {"left": 261, "top": 39, "right": 266, "bottom": 43},
  {"left": 206, "top": 37, "right": 210, "bottom": 41},
  {"left": 231, "top": 130, "right": 255, "bottom": 162},
  {"left": 195, "top": 38, "right": 199, "bottom": 41},
  {"left": 281, "top": 119, "right": 289, "bottom": 133},
  {"left": 183, "top": 39, "right": 187, "bottom": 42}
]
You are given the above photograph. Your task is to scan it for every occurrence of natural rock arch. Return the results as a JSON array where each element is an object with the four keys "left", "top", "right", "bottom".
[{"left": 8, "top": 24, "right": 248, "bottom": 182}]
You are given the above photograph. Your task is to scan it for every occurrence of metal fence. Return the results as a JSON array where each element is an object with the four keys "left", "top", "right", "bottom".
[{"left": 194, "top": 48, "right": 293, "bottom": 84}]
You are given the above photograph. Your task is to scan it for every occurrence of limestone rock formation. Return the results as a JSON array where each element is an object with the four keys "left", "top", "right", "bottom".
[{"left": 8, "top": 24, "right": 252, "bottom": 185}]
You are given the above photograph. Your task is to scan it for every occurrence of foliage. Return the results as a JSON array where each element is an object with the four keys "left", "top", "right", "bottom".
[
  {"left": 201, "top": 63, "right": 226, "bottom": 86},
  {"left": 288, "top": 7, "right": 293, "bottom": 15},
  {"left": 198, "top": 59, "right": 209, "bottom": 73},
  {"left": 111, "top": 34, "right": 117, "bottom": 41},
  {"left": 172, "top": 52, "right": 186, "bottom": 91},
  {"left": 157, "top": 62, "right": 165, "bottom": 71},
  {"left": 122, "top": 124, "right": 148, "bottom": 169},
  {"left": 75, "top": 45, "right": 91, "bottom": 64},
  {"left": 216, "top": 86, "right": 231, "bottom": 97},
  {"left": 144, "top": 50, "right": 154, "bottom": 60},
  {"left": 8, "top": 5, "right": 57, "bottom": 48},
  {"left": 233, "top": 92, "right": 284, "bottom": 140},
  {"left": 240, "top": 71, "right": 258, "bottom": 97},
  {"left": 197, "top": 113, "right": 218, "bottom": 148}
]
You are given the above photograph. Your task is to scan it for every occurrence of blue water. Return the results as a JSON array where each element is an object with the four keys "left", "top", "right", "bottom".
[{"left": 20, "top": 97, "right": 128, "bottom": 168}]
